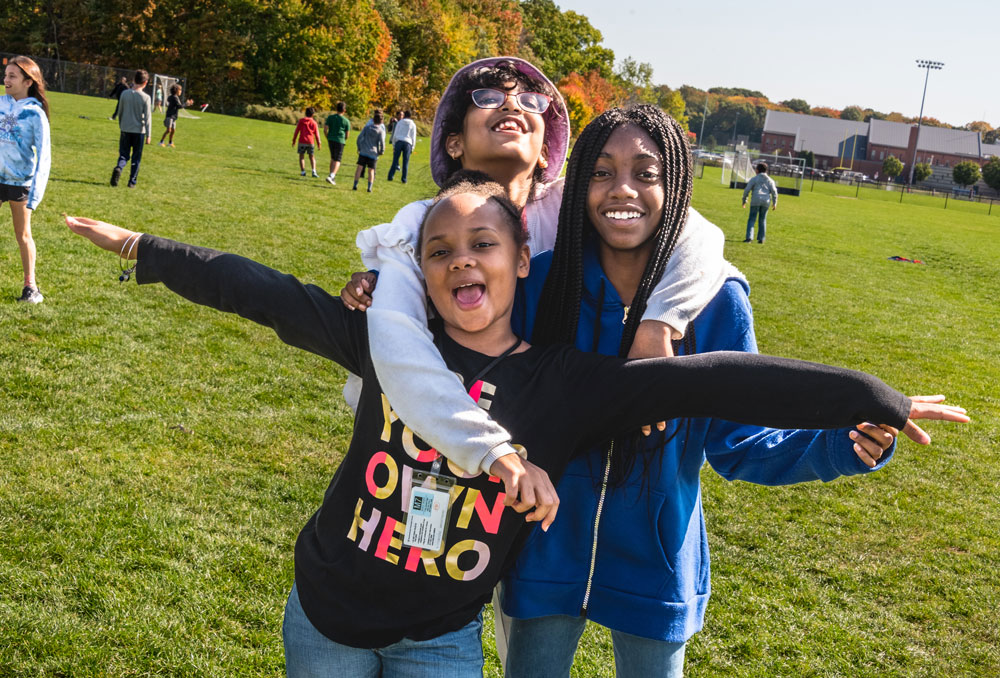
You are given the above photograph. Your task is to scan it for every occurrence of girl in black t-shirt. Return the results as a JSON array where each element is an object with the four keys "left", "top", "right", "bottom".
[{"left": 64, "top": 183, "right": 966, "bottom": 676}]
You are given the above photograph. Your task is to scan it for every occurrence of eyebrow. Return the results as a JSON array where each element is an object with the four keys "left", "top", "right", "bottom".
[
  {"left": 596, "top": 151, "right": 660, "bottom": 161},
  {"left": 423, "top": 225, "right": 499, "bottom": 247}
]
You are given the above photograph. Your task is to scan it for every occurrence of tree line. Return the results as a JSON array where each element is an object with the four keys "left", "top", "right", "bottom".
[{"left": 3, "top": 0, "right": 995, "bottom": 143}]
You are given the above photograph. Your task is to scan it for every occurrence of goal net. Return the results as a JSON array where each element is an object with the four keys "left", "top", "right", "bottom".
[
  {"left": 723, "top": 149, "right": 804, "bottom": 196},
  {"left": 152, "top": 74, "right": 199, "bottom": 118}
]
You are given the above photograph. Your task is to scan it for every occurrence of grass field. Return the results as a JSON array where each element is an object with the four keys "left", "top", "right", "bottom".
[{"left": 2, "top": 91, "right": 998, "bottom": 677}]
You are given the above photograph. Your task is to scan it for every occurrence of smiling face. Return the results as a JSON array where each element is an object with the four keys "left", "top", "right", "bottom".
[
  {"left": 419, "top": 192, "right": 530, "bottom": 353},
  {"left": 586, "top": 124, "right": 666, "bottom": 258},
  {"left": 446, "top": 81, "right": 548, "bottom": 177},
  {"left": 3, "top": 65, "right": 31, "bottom": 100}
]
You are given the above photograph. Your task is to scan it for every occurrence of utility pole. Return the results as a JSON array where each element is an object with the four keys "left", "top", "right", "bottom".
[{"left": 908, "top": 60, "right": 944, "bottom": 186}]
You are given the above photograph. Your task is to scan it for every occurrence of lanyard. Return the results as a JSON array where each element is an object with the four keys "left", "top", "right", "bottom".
[{"left": 429, "top": 336, "right": 521, "bottom": 476}]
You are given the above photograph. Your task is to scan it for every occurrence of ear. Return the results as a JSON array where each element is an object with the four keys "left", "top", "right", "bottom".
[
  {"left": 536, "top": 143, "right": 550, "bottom": 170},
  {"left": 516, "top": 244, "right": 531, "bottom": 279},
  {"left": 446, "top": 134, "right": 464, "bottom": 162}
]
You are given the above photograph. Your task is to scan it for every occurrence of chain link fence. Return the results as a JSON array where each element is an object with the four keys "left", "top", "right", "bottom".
[{"left": 1, "top": 53, "right": 185, "bottom": 101}]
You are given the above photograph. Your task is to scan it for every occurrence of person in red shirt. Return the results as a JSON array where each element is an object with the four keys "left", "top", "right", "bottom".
[{"left": 292, "top": 107, "right": 322, "bottom": 177}]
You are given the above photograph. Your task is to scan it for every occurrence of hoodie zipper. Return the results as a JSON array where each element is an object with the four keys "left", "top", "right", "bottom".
[{"left": 581, "top": 441, "right": 613, "bottom": 615}]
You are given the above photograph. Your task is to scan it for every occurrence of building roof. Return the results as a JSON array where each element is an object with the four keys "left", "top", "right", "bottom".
[
  {"left": 980, "top": 143, "right": 1000, "bottom": 158},
  {"left": 763, "top": 110, "right": 869, "bottom": 159},
  {"left": 869, "top": 118, "right": 982, "bottom": 157}
]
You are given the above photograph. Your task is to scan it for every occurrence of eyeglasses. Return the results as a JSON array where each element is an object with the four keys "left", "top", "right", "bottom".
[{"left": 469, "top": 88, "right": 552, "bottom": 115}]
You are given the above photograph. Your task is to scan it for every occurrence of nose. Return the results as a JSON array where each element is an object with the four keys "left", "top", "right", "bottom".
[
  {"left": 608, "top": 176, "right": 639, "bottom": 200},
  {"left": 500, "top": 92, "right": 522, "bottom": 112},
  {"left": 449, "top": 252, "right": 476, "bottom": 270}
]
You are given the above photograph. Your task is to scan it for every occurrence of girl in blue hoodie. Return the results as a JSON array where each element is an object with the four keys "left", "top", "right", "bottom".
[
  {"left": 499, "top": 105, "right": 937, "bottom": 677},
  {"left": 1, "top": 56, "right": 51, "bottom": 304}
]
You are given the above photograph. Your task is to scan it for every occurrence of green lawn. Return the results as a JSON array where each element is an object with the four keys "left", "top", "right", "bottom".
[{"left": 2, "top": 92, "right": 997, "bottom": 676}]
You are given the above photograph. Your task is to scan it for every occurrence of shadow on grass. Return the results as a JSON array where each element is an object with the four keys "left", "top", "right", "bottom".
[{"left": 49, "top": 177, "right": 109, "bottom": 188}]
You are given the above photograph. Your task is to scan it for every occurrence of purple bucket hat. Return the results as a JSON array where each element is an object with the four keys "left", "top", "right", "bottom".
[{"left": 430, "top": 56, "right": 570, "bottom": 187}]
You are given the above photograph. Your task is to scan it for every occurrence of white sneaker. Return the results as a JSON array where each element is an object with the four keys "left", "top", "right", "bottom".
[
  {"left": 312, "top": 171, "right": 318, "bottom": 178},
  {"left": 17, "top": 286, "right": 43, "bottom": 304},
  {"left": 325, "top": 176, "right": 336, "bottom": 185}
]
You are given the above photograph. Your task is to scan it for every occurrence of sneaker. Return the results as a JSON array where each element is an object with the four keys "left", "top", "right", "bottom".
[
  {"left": 127, "top": 181, "right": 136, "bottom": 188},
  {"left": 325, "top": 176, "right": 336, "bottom": 185},
  {"left": 301, "top": 170, "right": 307, "bottom": 177},
  {"left": 312, "top": 171, "right": 318, "bottom": 178},
  {"left": 169, "top": 143, "right": 175, "bottom": 148},
  {"left": 110, "top": 167, "right": 122, "bottom": 187},
  {"left": 743, "top": 239, "right": 752, "bottom": 243},
  {"left": 367, "top": 187, "right": 373, "bottom": 193},
  {"left": 17, "top": 286, "right": 43, "bottom": 304},
  {"left": 159, "top": 141, "right": 165, "bottom": 147}
]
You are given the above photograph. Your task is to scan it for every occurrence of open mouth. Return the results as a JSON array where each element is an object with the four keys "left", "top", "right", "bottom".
[
  {"left": 453, "top": 283, "right": 486, "bottom": 308},
  {"left": 492, "top": 118, "right": 527, "bottom": 134}
]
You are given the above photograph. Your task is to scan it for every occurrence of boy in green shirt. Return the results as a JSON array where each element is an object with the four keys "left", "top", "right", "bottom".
[{"left": 324, "top": 101, "right": 351, "bottom": 185}]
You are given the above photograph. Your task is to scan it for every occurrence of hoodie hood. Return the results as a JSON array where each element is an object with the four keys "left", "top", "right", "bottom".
[{"left": 430, "top": 57, "right": 570, "bottom": 187}]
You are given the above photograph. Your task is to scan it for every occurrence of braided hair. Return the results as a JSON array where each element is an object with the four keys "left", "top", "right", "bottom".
[
  {"left": 532, "top": 105, "right": 694, "bottom": 486},
  {"left": 533, "top": 105, "right": 693, "bottom": 355}
]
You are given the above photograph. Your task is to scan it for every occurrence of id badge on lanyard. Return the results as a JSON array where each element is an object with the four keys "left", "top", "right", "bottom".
[
  {"left": 402, "top": 457, "right": 454, "bottom": 553},
  {"left": 401, "top": 335, "right": 522, "bottom": 554}
]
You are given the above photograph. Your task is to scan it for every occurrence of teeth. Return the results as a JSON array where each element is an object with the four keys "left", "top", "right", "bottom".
[
  {"left": 493, "top": 120, "right": 522, "bottom": 132},
  {"left": 604, "top": 211, "right": 642, "bottom": 220}
]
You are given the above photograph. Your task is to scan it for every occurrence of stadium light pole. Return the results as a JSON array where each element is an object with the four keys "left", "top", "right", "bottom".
[{"left": 907, "top": 59, "right": 944, "bottom": 186}]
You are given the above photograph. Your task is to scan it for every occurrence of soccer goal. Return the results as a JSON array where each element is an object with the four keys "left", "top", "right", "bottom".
[
  {"left": 151, "top": 74, "right": 199, "bottom": 118},
  {"left": 723, "top": 149, "right": 804, "bottom": 196}
]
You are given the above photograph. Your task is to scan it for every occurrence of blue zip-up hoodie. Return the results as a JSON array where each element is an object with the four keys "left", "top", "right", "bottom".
[
  {"left": 503, "top": 241, "right": 894, "bottom": 642},
  {"left": 0, "top": 95, "right": 51, "bottom": 210}
]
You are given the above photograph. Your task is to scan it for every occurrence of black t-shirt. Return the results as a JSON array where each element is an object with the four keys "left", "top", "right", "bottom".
[
  {"left": 165, "top": 95, "right": 183, "bottom": 118},
  {"left": 136, "top": 236, "right": 910, "bottom": 648}
]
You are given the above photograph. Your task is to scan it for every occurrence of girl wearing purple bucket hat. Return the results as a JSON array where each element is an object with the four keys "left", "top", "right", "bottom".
[{"left": 346, "top": 57, "right": 733, "bottom": 499}]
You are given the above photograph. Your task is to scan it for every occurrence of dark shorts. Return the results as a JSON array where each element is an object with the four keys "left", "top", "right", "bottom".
[
  {"left": 164, "top": 116, "right": 177, "bottom": 129},
  {"left": 328, "top": 142, "right": 345, "bottom": 162},
  {"left": 298, "top": 143, "right": 315, "bottom": 156},
  {"left": 357, "top": 154, "right": 377, "bottom": 170},
  {"left": 0, "top": 184, "right": 30, "bottom": 203}
]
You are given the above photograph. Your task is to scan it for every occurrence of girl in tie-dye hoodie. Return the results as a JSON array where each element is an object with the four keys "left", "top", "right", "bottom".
[{"left": 1, "top": 56, "right": 51, "bottom": 304}]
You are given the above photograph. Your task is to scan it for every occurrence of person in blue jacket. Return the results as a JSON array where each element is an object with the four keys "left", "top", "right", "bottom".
[
  {"left": 1, "top": 56, "right": 51, "bottom": 304},
  {"left": 500, "top": 105, "right": 923, "bottom": 677}
]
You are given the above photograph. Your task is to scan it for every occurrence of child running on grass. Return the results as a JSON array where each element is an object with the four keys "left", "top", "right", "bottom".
[
  {"left": 292, "top": 107, "right": 321, "bottom": 177},
  {"left": 159, "top": 84, "right": 193, "bottom": 147},
  {"left": 1, "top": 56, "right": 51, "bottom": 304},
  {"left": 65, "top": 175, "right": 965, "bottom": 676}
]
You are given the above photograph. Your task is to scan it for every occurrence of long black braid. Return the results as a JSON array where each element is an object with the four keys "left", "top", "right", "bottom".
[{"left": 532, "top": 104, "right": 695, "bottom": 486}]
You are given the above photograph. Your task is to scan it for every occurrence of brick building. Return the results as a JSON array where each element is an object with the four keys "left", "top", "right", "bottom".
[{"left": 760, "top": 110, "right": 993, "bottom": 185}]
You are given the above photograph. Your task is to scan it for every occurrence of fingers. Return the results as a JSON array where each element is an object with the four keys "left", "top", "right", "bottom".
[
  {"left": 849, "top": 423, "right": 895, "bottom": 467},
  {"left": 492, "top": 457, "right": 560, "bottom": 531},
  {"left": 340, "top": 272, "right": 374, "bottom": 311},
  {"left": 901, "top": 419, "right": 930, "bottom": 445},
  {"left": 908, "top": 398, "right": 969, "bottom": 423}
]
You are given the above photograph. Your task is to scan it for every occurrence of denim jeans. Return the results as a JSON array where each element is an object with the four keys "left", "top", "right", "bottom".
[
  {"left": 745, "top": 203, "right": 769, "bottom": 242},
  {"left": 504, "top": 614, "right": 685, "bottom": 678},
  {"left": 116, "top": 131, "right": 145, "bottom": 186},
  {"left": 387, "top": 141, "right": 412, "bottom": 182},
  {"left": 282, "top": 582, "right": 485, "bottom": 678}
]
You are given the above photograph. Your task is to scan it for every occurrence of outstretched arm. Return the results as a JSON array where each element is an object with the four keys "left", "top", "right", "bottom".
[{"left": 65, "top": 216, "right": 368, "bottom": 373}]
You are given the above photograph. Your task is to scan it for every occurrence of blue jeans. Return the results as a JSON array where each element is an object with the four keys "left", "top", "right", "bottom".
[
  {"left": 504, "top": 614, "right": 685, "bottom": 678},
  {"left": 282, "top": 582, "right": 484, "bottom": 678},
  {"left": 745, "top": 203, "right": 769, "bottom": 242},
  {"left": 387, "top": 141, "right": 412, "bottom": 182}
]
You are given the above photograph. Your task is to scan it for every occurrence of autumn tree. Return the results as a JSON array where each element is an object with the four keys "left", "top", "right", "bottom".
[
  {"left": 840, "top": 105, "right": 864, "bottom": 121},
  {"left": 914, "top": 162, "right": 933, "bottom": 183},
  {"left": 781, "top": 98, "right": 810, "bottom": 114},
  {"left": 882, "top": 155, "right": 903, "bottom": 181},
  {"left": 952, "top": 161, "right": 980, "bottom": 188},
  {"left": 981, "top": 156, "right": 1000, "bottom": 194},
  {"left": 519, "top": 0, "right": 614, "bottom": 81}
]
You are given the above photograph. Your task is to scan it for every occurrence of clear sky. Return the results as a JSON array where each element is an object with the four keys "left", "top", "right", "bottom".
[{"left": 556, "top": 0, "right": 997, "bottom": 127}]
